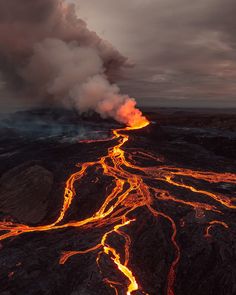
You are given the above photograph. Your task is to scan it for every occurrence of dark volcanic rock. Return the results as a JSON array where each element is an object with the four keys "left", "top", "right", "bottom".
[
  {"left": 0, "top": 163, "right": 53, "bottom": 224},
  {"left": 0, "top": 108, "right": 235, "bottom": 295}
]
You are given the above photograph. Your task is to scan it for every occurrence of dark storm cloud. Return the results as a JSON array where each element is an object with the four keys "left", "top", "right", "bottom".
[{"left": 78, "top": 0, "right": 236, "bottom": 107}]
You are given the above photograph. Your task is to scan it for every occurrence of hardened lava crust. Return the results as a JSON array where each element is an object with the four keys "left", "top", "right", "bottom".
[{"left": 0, "top": 108, "right": 235, "bottom": 295}]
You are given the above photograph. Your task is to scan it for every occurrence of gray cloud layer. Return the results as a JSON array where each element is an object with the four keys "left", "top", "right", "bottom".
[{"left": 77, "top": 0, "right": 236, "bottom": 107}]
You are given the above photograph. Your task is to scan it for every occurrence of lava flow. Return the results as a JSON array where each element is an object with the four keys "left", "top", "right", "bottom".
[{"left": 0, "top": 113, "right": 235, "bottom": 295}]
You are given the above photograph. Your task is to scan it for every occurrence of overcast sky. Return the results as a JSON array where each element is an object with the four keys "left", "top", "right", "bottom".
[{"left": 74, "top": 0, "right": 236, "bottom": 107}]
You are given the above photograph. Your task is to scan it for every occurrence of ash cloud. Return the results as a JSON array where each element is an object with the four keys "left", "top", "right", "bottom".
[{"left": 0, "top": 0, "right": 145, "bottom": 125}]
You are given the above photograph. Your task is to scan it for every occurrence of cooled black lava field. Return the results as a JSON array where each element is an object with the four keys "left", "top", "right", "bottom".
[{"left": 0, "top": 108, "right": 235, "bottom": 295}]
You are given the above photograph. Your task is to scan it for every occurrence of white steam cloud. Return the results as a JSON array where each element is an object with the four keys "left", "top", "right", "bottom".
[{"left": 0, "top": 0, "right": 146, "bottom": 126}]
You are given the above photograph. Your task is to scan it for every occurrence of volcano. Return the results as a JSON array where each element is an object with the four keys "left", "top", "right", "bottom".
[{"left": 0, "top": 108, "right": 235, "bottom": 295}]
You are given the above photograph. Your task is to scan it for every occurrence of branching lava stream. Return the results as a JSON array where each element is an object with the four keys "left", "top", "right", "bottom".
[{"left": 0, "top": 116, "right": 235, "bottom": 295}]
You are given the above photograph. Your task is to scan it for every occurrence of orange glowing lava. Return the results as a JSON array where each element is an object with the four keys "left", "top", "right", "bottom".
[{"left": 0, "top": 113, "right": 235, "bottom": 295}]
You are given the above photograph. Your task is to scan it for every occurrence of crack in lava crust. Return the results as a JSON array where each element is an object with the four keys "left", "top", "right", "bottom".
[{"left": 0, "top": 118, "right": 235, "bottom": 295}]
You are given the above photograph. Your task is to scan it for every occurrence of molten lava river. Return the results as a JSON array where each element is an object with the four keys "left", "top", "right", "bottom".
[{"left": 0, "top": 116, "right": 235, "bottom": 295}]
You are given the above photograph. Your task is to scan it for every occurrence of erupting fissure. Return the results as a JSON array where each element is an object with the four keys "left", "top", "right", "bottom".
[{"left": 0, "top": 113, "right": 235, "bottom": 295}]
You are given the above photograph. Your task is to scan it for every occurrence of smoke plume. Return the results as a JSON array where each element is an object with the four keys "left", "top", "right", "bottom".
[{"left": 0, "top": 0, "right": 146, "bottom": 126}]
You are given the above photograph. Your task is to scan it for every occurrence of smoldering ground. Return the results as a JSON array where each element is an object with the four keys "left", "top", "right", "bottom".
[{"left": 0, "top": 108, "right": 115, "bottom": 143}]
